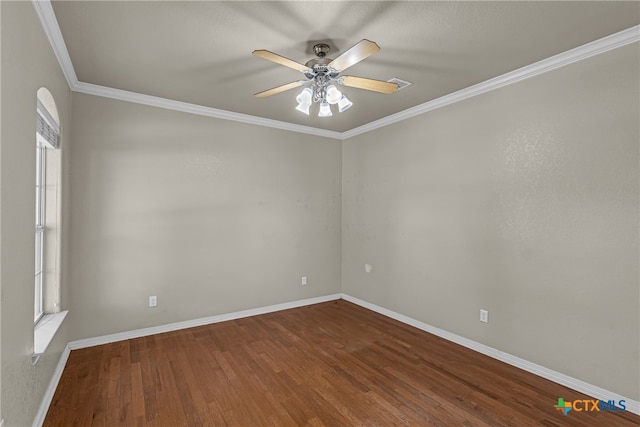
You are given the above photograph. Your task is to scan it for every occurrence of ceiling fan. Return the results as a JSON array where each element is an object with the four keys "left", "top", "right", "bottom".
[{"left": 252, "top": 39, "right": 398, "bottom": 116}]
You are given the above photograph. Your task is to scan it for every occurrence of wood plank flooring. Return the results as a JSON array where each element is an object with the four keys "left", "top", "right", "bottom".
[{"left": 44, "top": 300, "right": 639, "bottom": 426}]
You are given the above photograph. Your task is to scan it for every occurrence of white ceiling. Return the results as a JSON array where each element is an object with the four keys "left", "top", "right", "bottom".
[{"left": 48, "top": 1, "right": 639, "bottom": 133}]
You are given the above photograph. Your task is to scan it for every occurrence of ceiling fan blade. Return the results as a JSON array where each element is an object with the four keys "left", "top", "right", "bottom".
[
  {"left": 340, "top": 76, "right": 398, "bottom": 94},
  {"left": 328, "top": 39, "right": 380, "bottom": 72},
  {"left": 252, "top": 50, "right": 311, "bottom": 73},
  {"left": 254, "top": 81, "right": 305, "bottom": 98}
]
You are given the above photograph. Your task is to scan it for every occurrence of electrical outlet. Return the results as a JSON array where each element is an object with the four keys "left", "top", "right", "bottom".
[
  {"left": 480, "top": 309, "right": 489, "bottom": 323},
  {"left": 301, "top": 276, "right": 307, "bottom": 286},
  {"left": 364, "top": 263, "right": 372, "bottom": 273},
  {"left": 149, "top": 296, "right": 157, "bottom": 308}
]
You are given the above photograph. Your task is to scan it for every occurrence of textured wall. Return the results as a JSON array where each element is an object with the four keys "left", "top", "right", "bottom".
[
  {"left": 342, "top": 44, "right": 639, "bottom": 399},
  {"left": 3, "top": 1, "right": 639, "bottom": 423},
  {"left": 0, "top": 1, "right": 3, "bottom": 422},
  {"left": 0, "top": 2, "right": 71, "bottom": 426},
  {"left": 68, "top": 93, "right": 342, "bottom": 340},
  {"left": 0, "top": 1, "right": 3, "bottom": 421}
]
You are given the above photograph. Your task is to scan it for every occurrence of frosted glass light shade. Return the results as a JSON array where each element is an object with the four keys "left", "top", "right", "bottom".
[
  {"left": 295, "top": 87, "right": 312, "bottom": 115},
  {"left": 295, "top": 102, "right": 310, "bottom": 115},
  {"left": 296, "top": 87, "right": 313, "bottom": 104},
  {"left": 318, "top": 101, "right": 332, "bottom": 117},
  {"left": 326, "top": 85, "right": 342, "bottom": 105},
  {"left": 338, "top": 95, "right": 353, "bottom": 112}
]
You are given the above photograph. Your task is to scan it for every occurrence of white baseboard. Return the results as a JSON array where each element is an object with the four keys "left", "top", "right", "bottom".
[
  {"left": 68, "top": 293, "right": 342, "bottom": 350},
  {"left": 37, "top": 292, "right": 638, "bottom": 425},
  {"left": 340, "top": 293, "right": 640, "bottom": 416},
  {"left": 36, "top": 294, "right": 341, "bottom": 425},
  {"left": 32, "top": 344, "right": 71, "bottom": 427}
]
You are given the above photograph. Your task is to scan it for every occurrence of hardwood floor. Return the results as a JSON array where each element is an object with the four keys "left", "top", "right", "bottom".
[{"left": 44, "top": 300, "right": 639, "bottom": 426}]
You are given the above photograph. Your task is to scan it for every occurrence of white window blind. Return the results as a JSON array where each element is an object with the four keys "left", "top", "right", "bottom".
[
  {"left": 35, "top": 101, "right": 59, "bottom": 323},
  {"left": 36, "top": 100, "right": 59, "bottom": 149}
]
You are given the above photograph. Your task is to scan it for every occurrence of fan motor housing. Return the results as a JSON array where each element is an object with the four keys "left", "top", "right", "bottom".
[
  {"left": 313, "top": 43, "right": 330, "bottom": 58},
  {"left": 304, "top": 58, "right": 338, "bottom": 80},
  {"left": 304, "top": 43, "right": 337, "bottom": 78},
  {"left": 304, "top": 57, "right": 332, "bottom": 69}
]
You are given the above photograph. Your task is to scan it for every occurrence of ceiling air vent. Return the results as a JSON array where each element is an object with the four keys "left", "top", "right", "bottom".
[{"left": 388, "top": 78, "right": 412, "bottom": 91}]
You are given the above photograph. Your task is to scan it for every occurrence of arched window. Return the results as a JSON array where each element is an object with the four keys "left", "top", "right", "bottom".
[{"left": 33, "top": 88, "right": 67, "bottom": 359}]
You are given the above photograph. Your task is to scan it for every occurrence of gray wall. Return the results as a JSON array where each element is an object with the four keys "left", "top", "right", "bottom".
[
  {"left": 342, "top": 44, "right": 639, "bottom": 400},
  {"left": 1, "top": 1, "right": 638, "bottom": 424},
  {"left": 68, "top": 93, "right": 342, "bottom": 340},
  {"left": 0, "top": 2, "right": 71, "bottom": 426}
]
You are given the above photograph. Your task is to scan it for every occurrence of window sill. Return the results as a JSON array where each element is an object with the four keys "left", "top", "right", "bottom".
[{"left": 33, "top": 310, "right": 68, "bottom": 364}]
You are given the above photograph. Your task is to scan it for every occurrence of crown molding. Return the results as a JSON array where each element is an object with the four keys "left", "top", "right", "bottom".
[
  {"left": 73, "top": 82, "right": 344, "bottom": 140},
  {"left": 31, "top": 0, "right": 78, "bottom": 88},
  {"left": 343, "top": 24, "right": 640, "bottom": 139},
  {"left": 31, "top": 0, "right": 342, "bottom": 140},
  {"left": 32, "top": 0, "right": 638, "bottom": 141}
]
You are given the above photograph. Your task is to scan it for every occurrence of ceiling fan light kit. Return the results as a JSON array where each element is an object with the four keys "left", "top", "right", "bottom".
[{"left": 253, "top": 39, "right": 399, "bottom": 117}]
